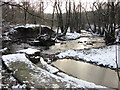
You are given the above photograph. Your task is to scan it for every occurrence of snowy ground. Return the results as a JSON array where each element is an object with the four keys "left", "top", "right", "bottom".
[
  {"left": 0, "top": 48, "right": 8, "bottom": 53},
  {"left": 58, "top": 31, "right": 92, "bottom": 40},
  {"left": 40, "top": 57, "right": 59, "bottom": 74},
  {"left": 2, "top": 53, "right": 107, "bottom": 88},
  {"left": 14, "top": 24, "right": 51, "bottom": 29},
  {"left": 57, "top": 45, "right": 120, "bottom": 69},
  {"left": 16, "top": 48, "right": 40, "bottom": 55}
]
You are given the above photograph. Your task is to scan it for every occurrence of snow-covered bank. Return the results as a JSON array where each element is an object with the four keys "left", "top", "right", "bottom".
[
  {"left": 0, "top": 48, "right": 8, "bottom": 53},
  {"left": 40, "top": 57, "right": 59, "bottom": 73},
  {"left": 16, "top": 48, "right": 40, "bottom": 55},
  {"left": 57, "top": 45, "right": 119, "bottom": 69},
  {"left": 2, "top": 54, "right": 32, "bottom": 67},
  {"left": 59, "top": 32, "right": 81, "bottom": 40},
  {"left": 14, "top": 24, "right": 51, "bottom": 29},
  {"left": 58, "top": 31, "right": 92, "bottom": 40},
  {"left": 2, "top": 53, "right": 106, "bottom": 88}
]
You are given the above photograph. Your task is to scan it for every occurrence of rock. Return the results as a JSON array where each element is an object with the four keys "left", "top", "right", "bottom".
[
  {"left": 78, "top": 41, "right": 82, "bottom": 43},
  {"left": 60, "top": 42, "right": 66, "bottom": 44},
  {"left": 30, "top": 34, "right": 55, "bottom": 46},
  {"left": 86, "top": 42, "right": 93, "bottom": 45},
  {"left": 13, "top": 27, "right": 38, "bottom": 39},
  {"left": 7, "top": 25, "right": 56, "bottom": 40},
  {"left": 0, "top": 48, "right": 10, "bottom": 55},
  {"left": 2, "top": 36, "right": 11, "bottom": 42},
  {"left": 40, "top": 27, "right": 55, "bottom": 38},
  {"left": 17, "top": 48, "right": 41, "bottom": 64},
  {"left": 25, "top": 53, "right": 40, "bottom": 64},
  {"left": 26, "top": 52, "right": 40, "bottom": 64},
  {"left": 36, "top": 34, "right": 51, "bottom": 41}
]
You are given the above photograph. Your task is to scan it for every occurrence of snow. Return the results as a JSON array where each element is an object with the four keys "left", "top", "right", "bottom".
[
  {"left": 2, "top": 53, "right": 106, "bottom": 88},
  {"left": 41, "top": 25, "right": 51, "bottom": 29},
  {"left": 2, "top": 36, "right": 11, "bottom": 41},
  {"left": 9, "top": 76, "right": 16, "bottom": 82},
  {"left": 16, "top": 48, "right": 40, "bottom": 55},
  {"left": 57, "top": 45, "right": 119, "bottom": 69},
  {"left": 3, "top": 24, "right": 51, "bottom": 36},
  {"left": 14, "top": 24, "right": 51, "bottom": 29},
  {"left": 40, "top": 57, "right": 59, "bottom": 73},
  {"left": 0, "top": 48, "right": 8, "bottom": 53},
  {"left": 12, "top": 84, "right": 26, "bottom": 88},
  {"left": 9, "top": 28, "right": 17, "bottom": 34},
  {"left": 63, "top": 32, "right": 81, "bottom": 40},
  {"left": 59, "top": 31, "right": 92, "bottom": 40},
  {"left": 3, "top": 28, "right": 17, "bottom": 36},
  {"left": 2, "top": 54, "right": 35, "bottom": 69},
  {"left": 115, "top": 29, "right": 120, "bottom": 42},
  {"left": 14, "top": 24, "right": 40, "bottom": 29}
]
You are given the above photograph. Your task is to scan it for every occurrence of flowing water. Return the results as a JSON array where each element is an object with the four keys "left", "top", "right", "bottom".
[
  {"left": 52, "top": 59, "right": 119, "bottom": 88},
  {"left": 43, "top": 36, "right": 106, "bottom": 54},
  {"left": 4, "top": 36, "right": 105, "bottom": 54}
]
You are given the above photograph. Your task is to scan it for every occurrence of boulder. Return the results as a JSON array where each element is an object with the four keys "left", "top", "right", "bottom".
[
  {"left": 13, "top": 27, "right": 39, "bottom": 39},
  {"left": 41, "top": 27, "right": 55, "bottom": 38},
  {"left": 7, "top": 25, "right": 56, "bottom": 40},
  {"left": 25, "top": 52, "right": 40, "bottom": 64},
  {"left": 30, "top": 34, "right": 55, "bottom": 46},
  {"left": 16, "top": 48, "right": 41, "bottom": 64}
]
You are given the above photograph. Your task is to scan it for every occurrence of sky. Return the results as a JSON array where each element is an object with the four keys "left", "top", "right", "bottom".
[
  {"left": 43, "top": 0, "right": 107, "bottom": 13},
  {"left": 4, "top": 0, "right": 116, "bottom": 13}
]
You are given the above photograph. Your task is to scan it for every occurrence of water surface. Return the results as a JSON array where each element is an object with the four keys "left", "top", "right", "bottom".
[
  {"left": 43, "top": 37, "right": 105, "bottom": 54},
  {"left": 52, "top": 59, "right": 118, "bottom": 88}
]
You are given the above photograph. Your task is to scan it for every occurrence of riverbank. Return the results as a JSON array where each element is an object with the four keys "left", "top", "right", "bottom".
[
  {"left": 57, "top": 45, "right": 120, "bottom": 69},
  {"left": 1, "top": 53, "right": 107, "bottom": 88}
]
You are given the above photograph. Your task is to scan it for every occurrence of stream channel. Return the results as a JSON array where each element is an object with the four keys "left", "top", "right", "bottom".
[{"left": 4, "top": 36, "right": 119, "bottom": 88}]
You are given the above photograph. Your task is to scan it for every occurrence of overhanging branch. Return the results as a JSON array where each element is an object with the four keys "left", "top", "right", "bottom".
[{"left": 1, "top": 1, "right": 57, "bottom": 22}]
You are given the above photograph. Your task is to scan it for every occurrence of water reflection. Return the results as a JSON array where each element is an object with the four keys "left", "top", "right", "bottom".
[{"left": 52, "top": 59, "right": 118, "bottom": 88}]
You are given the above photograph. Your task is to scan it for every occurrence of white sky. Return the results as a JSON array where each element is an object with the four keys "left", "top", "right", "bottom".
[
  {"left": 4, "top": 0, "right": 112, "bottom": 13},
  {"left": 43, "top": 0, "right": 107, "bottom": 13}
]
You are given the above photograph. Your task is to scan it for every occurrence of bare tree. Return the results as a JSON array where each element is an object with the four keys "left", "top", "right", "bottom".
[{"left": 20, "top": 0, "right": 30, "bottom": 25}]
